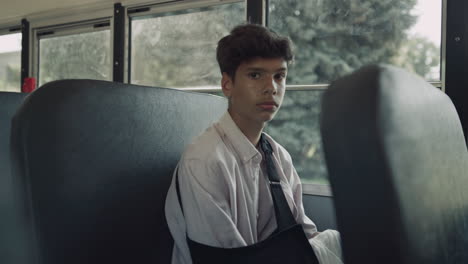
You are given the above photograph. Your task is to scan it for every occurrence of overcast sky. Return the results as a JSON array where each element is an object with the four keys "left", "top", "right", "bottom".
[{"left": 409, "top": 0, "right": 442, "bottom": 45}]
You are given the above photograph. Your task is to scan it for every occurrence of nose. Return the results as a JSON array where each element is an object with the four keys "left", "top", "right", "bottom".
[{"left": 263, "top": 75, "right": 278, "bottom": 95}]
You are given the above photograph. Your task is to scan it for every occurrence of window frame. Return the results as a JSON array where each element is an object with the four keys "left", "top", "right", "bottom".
[
  {"left": 32, "top": 18, "right": 113, "bottom": 86},
  {"left": 444, "top": 0, "right": 468, "bottom": 140},
  {"left": 29, "top": 5, "right": 113, "bottom": 85}
]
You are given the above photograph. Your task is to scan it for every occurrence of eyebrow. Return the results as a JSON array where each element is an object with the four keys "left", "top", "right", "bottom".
[{"left": 245, "top": 67, "right": 288, "bottom": 72}]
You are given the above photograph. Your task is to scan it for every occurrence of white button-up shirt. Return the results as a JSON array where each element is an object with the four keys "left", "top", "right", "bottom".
[{"left": 165, "top": 112, "right": 342, "bottom": 264}]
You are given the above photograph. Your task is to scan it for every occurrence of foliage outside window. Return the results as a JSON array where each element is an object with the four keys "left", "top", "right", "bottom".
[
  {"left": 264, "top": 90, "right": 326, "bottom": 184},
  {"left": 39, "top": 29, "right": 112, "bottom": 87},
  {"left": 269, "top": 0, "right": 441, "bottom": 84},
  {"left": 27, "top": 0, "right": 442, "bottom": 186},
  {"left": 267, "top": 0, "right": 442, "bottom": 184},
  {"left": 130, "top": 2, "right": 245, "bottom": 88},
  {"left": 0, "top": 33, "right": 21, "bottom": 92}
]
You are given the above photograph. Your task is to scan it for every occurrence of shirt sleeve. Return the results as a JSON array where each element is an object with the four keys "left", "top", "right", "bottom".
[
  {"left": 175, "top": 157, "right": 247, "bottom": 245},
  {"left": 291, "top": 165, "right": 320, "bottom": 239},
  {"left": 275, "top": 145, "right": 344, "bottom": 264},
  {"left": 277, "top": 147, "right": 319, "bottom": 239}
]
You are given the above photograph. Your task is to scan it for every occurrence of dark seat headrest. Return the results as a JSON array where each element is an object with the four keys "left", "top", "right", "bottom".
[
  {"left": 10, "top": 80, "right": 227, "bottom": 264},
  {"left": 321, "top": 65, "right": 468, "bottom": 264}
]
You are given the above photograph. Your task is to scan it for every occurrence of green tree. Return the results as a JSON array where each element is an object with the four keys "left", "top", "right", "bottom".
[
  {"left": 6, "top": 64, "right": 20, "bottom": 84},
  {"left": 34, "top": 0, "right": 441, "bottom": 184},
  {"left": 265, "top": 0, "right": 429, "bottom": 183},
  {"left": 0, "top": 51, "right": 21, "bottom": 92},
  {"left": 4, "top": 64, "right": 21, "bottom": 92},
  {"left": 39, "top": 30, "right": 111, "bottom": 86},
  {"left": 130, "top": 3, "right": 245, "bottom": 88},
  {"left": 270, "top": 0, "right": 418, "bottom": 84},
  {"left": 130, "top": 0, "right": 436, "bottom": 183},
  {"left": 392, "top": 36, "right": 440, "bottom": 80}
]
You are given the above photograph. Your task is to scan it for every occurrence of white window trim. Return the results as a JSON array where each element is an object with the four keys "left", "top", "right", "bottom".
[
  {"left": 179, "top": 81, "right": 442, "bottom": 93},
  {"left": 441, "top": 0, "right": 447, "bottom": 93},
  {"left": 302, "top": 183, "right": 332, "bottom": 197}
]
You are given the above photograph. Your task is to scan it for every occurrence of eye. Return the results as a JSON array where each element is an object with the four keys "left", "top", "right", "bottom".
[
  {"left": 274, "top": 72, "right": 286, "bottom": 81},
  {"left": 248, "top": 72, "right": 261, "bottom": 79}
]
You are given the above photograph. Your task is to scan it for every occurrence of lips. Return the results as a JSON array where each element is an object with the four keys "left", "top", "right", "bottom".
[
  {"left": 258, "top": 101, "right": 278, "bottom": 107},
  {"left": 257, "top": 101, "right": 278, "bottom": 110}
]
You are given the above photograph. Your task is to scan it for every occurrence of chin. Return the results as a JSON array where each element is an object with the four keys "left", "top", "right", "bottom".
[{"left": 260, "top": 113, "right": 276, "bottom": 122}]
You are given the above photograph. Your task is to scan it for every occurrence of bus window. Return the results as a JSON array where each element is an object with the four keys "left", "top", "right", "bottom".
[
  {"left": 269, "top": 0, "right": 442, "bottom": 84},
  {"left": 37, "top": 21, "right": 112, "bottom": 87},
  {"left": 264, "top": 89, "right": 326, "bottom": 184},
  {"left": 129, "top": 1, "right": 245, "bottom": 89},
  {"left": 0, "top": 32, "right": 21, "bottom": 92},
  {"left": 266, "top": 0, "right": 442, "bottom": 185}
]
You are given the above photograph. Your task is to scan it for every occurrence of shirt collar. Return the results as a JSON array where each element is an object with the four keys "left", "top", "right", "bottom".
[{"left": 217, "top": 112, "right": 261, "bottom": 164}]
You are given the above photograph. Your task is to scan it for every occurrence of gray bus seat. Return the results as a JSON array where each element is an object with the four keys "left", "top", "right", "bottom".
[
  {"left": 0, "top": 92, "right": 30, "bottom": 264},
  {"left": 321, "top": 65, "right": 468, "bottom": 264},
  {"left": 10, "top": 80, "right": 227, "bottom": 264}
]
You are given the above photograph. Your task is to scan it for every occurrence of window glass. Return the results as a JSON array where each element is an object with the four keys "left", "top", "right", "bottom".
[
  {"left": 0, "top": 33, "right": 22, "bottom": 92},
  {"left": 39, "top": 29, "right": 111, "bottom": 86},
  {"left": 269, "top": 0, "right": 442, "bottom": 184},
  {"left": 130, "top": 2, "right": 245, "bottom": 88},
  {"left": 269, "top": 0, "right": 442, "bottom": 84},
  {"left": 264, "top": 90, "right": 327, "bottom": 184}
]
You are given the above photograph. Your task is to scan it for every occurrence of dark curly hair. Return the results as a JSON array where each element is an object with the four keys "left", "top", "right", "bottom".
[{"left": 216, "top": 24, "right": 294, "bottom": 80}]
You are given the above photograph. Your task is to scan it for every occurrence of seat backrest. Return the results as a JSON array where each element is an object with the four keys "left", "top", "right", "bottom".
[
  {"left": 10, "top": 80, "right": 227, "bottom": 264},
  {"left": 321, "top": 65, "right": 468, "bottom": 264},
  {"left": 0, "top": 92, "right": 30, "bottom": 264}
]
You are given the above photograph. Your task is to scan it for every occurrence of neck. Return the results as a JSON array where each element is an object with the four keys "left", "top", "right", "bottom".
[{"left": 228, "top": 109, "right": 264, "bottom": 146}]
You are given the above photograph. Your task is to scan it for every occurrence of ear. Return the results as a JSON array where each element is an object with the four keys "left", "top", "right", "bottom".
[{"left": 221, "top": 72, "right": 233, "bottom": 98}]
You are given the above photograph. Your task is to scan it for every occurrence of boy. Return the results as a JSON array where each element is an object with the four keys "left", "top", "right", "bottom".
[{"left": 165, "top": 24, "right": 342, "bottom": 264}]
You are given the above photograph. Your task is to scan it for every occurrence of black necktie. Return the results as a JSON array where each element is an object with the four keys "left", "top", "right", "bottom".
[{"left": 259, "top": 134, "right": 298, "bottom": 232}]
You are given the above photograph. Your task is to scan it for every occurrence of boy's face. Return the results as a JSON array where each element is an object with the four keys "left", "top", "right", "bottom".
[{"left": 222, "top": 57, "right": 287, "bottom": 126}]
